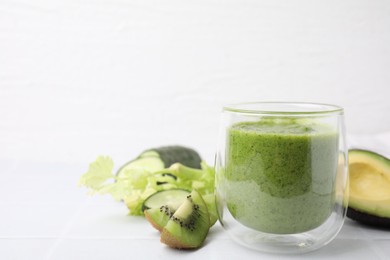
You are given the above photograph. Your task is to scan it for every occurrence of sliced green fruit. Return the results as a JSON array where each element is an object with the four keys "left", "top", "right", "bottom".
[
  {"left": 347, "top": 149, "right": 390, "bottom": 227},
  {"left": 145, "top": 206, "right": 174, "bottom": 232},
  {"left": 160, "top": 190, "right": 210, "bottom": 249},
  {"left": 142, "top": 189, "right": 191, "bottom": 211},
  {"left": 116, "top": 146, "right": 202, "bottom": 179},
  {"left": 78, "top": 146, "right": 214, "bottom": 217},
  {"left": 143, "top": 189, "right": 191, "bottom": 232}
]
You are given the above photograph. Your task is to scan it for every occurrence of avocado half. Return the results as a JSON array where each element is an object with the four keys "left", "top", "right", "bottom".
[{"left": 347, "top": 149, "right": 390, "bottom": 228}]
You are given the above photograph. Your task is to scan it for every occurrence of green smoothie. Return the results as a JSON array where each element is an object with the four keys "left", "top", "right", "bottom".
[{"left": 225, "top": 117, "right": 338, "bottom": 234}]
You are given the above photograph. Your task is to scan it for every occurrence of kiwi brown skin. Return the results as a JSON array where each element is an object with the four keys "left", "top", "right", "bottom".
[
  {"left": 145, "top": 215, "right": 162, "bottom": 232},
  {"left": 160, "top": 230, "right": 198, "bottom": 250},
  {"left": 160, "top": 191, "right": 210, "bottom": 249},
  {"left": 144, "top": 205, "right": 174, "bottom": 232},
  {"left": 144, "top": 210, "right": 164, "bottom": 232}
]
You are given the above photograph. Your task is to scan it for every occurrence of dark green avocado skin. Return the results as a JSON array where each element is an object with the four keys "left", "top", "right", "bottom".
[
  {"left": 116, "top": 145, "right": 202, "bottom": 177},
  {"left": 150, "top": 146, "right": 202, "bottom": 169},
  {"left": 347, "top": 149, "right": 390, "bottom": 229},
  {"left": 347, "top": 207, "right": 390, "bottom": 229}
]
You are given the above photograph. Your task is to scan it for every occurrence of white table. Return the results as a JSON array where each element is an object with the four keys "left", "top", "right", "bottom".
[{"left": 1, "top": 149, "right": 390, "bottom": 260}]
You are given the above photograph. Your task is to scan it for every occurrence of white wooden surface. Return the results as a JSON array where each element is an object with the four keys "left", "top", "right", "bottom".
[{"left": 1, "top": 154, "right": 390, "bottom": 260}]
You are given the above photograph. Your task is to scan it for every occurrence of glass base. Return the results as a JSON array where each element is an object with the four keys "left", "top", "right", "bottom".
[
  {"left": 221, "top": 211, "right": 345, "bottom": 254},
  {"left": 232, "top": 231, "right": 321, "bottom": 254}
]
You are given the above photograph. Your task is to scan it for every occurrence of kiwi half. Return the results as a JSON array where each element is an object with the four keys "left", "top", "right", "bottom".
[
  {"left": 145, "top": 206, "right": 174, "bottom": 232},
  {"left": 144, "top": 189, "right": 191, "bottom": 232},
  {"left": 160, "top": 190, "right": 210, "bottom": 249}
]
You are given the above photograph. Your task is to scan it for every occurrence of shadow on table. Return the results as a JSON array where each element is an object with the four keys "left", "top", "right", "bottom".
[{"left": 309, "top": 238, "right": 370, "bottom": 258}]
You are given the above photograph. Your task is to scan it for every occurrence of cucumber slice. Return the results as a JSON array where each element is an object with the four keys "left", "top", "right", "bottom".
[
  {"left": 116, "top": 156, "right": 164, "bottom": 180},
  {"left": 116, "top": 146, "right": 202, "bottom": 179},
  {"left": 142, "top": 189, "right": 191, "bottom": 212}
]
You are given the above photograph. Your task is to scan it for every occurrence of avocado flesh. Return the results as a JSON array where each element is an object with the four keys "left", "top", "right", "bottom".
[{"left": 347, "top": 149, "right": 390, "bottom": 227}]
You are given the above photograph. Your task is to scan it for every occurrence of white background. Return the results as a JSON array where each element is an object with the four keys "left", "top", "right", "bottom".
[{"left": 1, "top": 0, "right": 390, "bottom": 165}]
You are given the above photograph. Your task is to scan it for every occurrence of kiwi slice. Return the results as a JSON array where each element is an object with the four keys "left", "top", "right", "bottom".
[
  {"left": 145, "top": 206, "right": 174, "bottom": 232},
  {"left": 160, "top": 190, "right": 210, "bottom": 249},
  {"left": 144, "top": 189, "right": 191, "bottom": 232},
  {"left": 142, "top": 189, "right": 190, "bottom": 212}
]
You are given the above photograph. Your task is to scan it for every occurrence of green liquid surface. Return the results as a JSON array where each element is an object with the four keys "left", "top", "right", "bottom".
[{"left": 225, "top": 118, "right": 338, "bottom": 234}]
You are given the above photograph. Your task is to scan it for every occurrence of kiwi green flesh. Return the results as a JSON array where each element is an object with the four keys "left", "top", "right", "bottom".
[
  {"left": 161, "top": 190, "right": 210, "bottom": 249},
  {"left": 144, "top": 206, "right": 174, "bottom": 232},
  {"left": 142, "top": 189, "right": 190, "bottom": 212}
]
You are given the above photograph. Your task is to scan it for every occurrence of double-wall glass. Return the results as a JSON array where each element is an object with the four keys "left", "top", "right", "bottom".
[{"left": 215, "top": 102, "right": 348, "bottom": 254}]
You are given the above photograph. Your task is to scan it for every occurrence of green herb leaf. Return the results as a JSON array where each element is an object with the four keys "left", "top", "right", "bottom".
[{"left": 79, "top": 156, "right": 215, "bottom": 217}]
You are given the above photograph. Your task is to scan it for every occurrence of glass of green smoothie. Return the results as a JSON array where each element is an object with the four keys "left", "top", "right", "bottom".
[{"left": 215, "top": 102, "right": 348, "bottom": 254}]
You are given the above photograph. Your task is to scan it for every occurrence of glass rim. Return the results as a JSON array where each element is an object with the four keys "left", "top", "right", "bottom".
[{"left": 223, "top": 101, "right": 344, "bottom": 115}]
